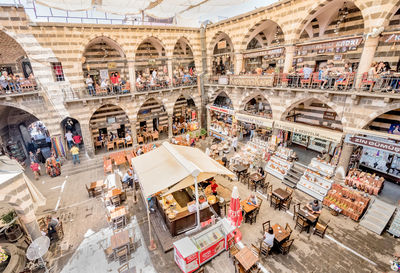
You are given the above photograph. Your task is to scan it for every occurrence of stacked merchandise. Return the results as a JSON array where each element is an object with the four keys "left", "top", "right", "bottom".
[
  {"left": 230, "top": 141, "right": 263, "bottom": 167},
  {"left": 323, "top": 184, "right": 370, "bottom": 221},
  {"left": 265, "top": 155, "right": 293, "bottom": 180},
  {"left": 297, "top": 157, "right": 336, "bottom": 201},
  {"left": 209, "top": 120, "right": 233, "bottom": 140},
  {"left": 345, "top": 169, "right": 384, "bottom": 195},
  {"left": 274, "top": 146, "right": 293, "bottom": 160}
]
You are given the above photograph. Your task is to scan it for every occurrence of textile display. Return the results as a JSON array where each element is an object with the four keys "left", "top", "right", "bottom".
[{"left": 51, "top": 136, "right": 66, "bottom": 158}]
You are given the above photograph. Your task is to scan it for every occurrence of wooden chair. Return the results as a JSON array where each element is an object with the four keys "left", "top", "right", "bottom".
[
  {"left": 137, "top": 136, "right": 144, "bottom": 145},
  {"left": 118, "top": 263, "right": 129, "bottom": 273},
  {"left": 107, "top": 142, "right": 115, "bottom": 151},
  {"left": 153, "top": 131, "right": 159, "bottom": 141},
  {"left": 256, "top": 196, "right": 263, "bottom": 208},
  {"left": 335, "top": 72, "right": 355, "bottom": 90},
  {"left": 278, "top": 239, "right": 294, "bottom": 255},
  {"left": 266, "top": 184, "right": 273, "bottom": 200},
  {"left": 116, "top": 246, "right": 128, "bottom": 265},
  {"left": 281, "top": 196, "right": 292, "bottom": 211},
  {"left": 300, "top": 76, "right": 312, "bottom": 88},
  {"left": 270, "top": 195, "right": 281, "bottom": 210},
  {"left": 228, "top": 241, "right": 239, "bottom": 258},
  {"left": 313, "top": 220, "right": 330, "bottom": 238},
  {"left": 113, "top": 215, "right": 126, "bottom": 230},
  {"left": 85, "top": 184, "right": 93, "bottom": 198},
  {"left": 129, "top": 235, "right": 135, "bottom": 252},
  {"left": 241, "top": 172, "right": 249, "bottom": 185},
  {"left": 285, "top": 187, "right": 294, "bottom": 197},
  {"left": 111, "top": 195, "right": 121, "bottom": 206},
  {"left": 93, "top": 186, "right": 103, "bottom": 197},
  {"left": 95, "top": 140, "right": 103, "bottom": 149},
  {"left": 126, "top": 138, "right": 133, "bottom": 147},
  {"left": 250, "top": 244, "right": 260, "bottom": 259},
  {"left": 245, "top": 207, "right": 259, "bottom": 225},
  {"left": 104, "top": 246, "right": 114, "bottom": 263},
  {"left": 295, "top": 213, "right": 310, "bottom": 233},
  {"left": 360, "top": 72, "right": 375, "bottom": 91},
  {"left": 262, "top": 220, "right": 271, "bottom": 234},
  {"left": 293, "top": 203, "right": 300, "bottom": 221},
  {"left": 285, "top": 223, "right": 292, "bottom": 238},
  {"left": 258, "top": 240, "right": 271, "bottom": 258}
]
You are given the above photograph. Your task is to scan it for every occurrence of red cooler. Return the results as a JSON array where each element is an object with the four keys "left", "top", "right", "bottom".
[{"left": 173, "top": 237, "right": 199, "bottom": 273}]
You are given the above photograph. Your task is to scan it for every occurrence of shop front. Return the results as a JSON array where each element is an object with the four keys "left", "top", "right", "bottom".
[
  {"left": 207, "top": 105, "right": 236, "bottom": 141},
  {"left": 235, "top": 112, "right": 273, "bottom": 142},
  {"left": 242, "top": 47, "right": 285, "bottom": 74}
]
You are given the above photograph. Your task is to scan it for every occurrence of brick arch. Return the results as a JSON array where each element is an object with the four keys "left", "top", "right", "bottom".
[
  {"left": 79, "top": 35, "right": 127, "bottom": 60},
  {"left": 238, "top": 91, "right": 274, "bottom": 119},
  {"left": 208, "top": 31, "right": 235, "bottom": 56},
  {"left": 134, "top": 36, "right": 168, "bottom": 58},
  {"left": 292, "top": 0, "right": 367, "bottom": 41},
  {"left": 359, "top": 102, "right": 400, "bottom": 130},
  {"left": 173, "top": 36, "right": 195, "bottom": 55},
  {"left": 382, "top": 1, "right": 400, "bottom": 27},
  {"left": 239, "top": 18, "right": 285, "bottom": 53},
  {"left": 88, "top": 103, "right": 132, "bottom": 125},
  {"left": 137, "top": 97, "right": 168, "bottom": 116},
  {"left": 278, "top": 95, "right": 344, "bottom": 128}
]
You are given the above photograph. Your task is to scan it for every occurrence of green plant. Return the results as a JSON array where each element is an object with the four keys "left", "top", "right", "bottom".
[
  {"left": 1, "top": 211, "right": 15, "bottom": 224},
  {"left": 200, "top": 128, "right": 207, "bottom": 136}
]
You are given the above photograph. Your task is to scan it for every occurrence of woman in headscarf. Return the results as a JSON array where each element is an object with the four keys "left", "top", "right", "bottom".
[{"left": 45, "top": 154, "right": 61, "bottom": 177}]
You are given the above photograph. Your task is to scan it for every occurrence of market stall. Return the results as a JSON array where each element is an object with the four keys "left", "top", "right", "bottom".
[
  {"left": 207, "top": 105, "right": 236, "bottom": 141},
  {"left": 345, "top": 169, "right": 384, "bottom": 195},
  {"left": 230, "top": 137, "right": 274, "bottom": 169},
  {"left": 131, "top": 142, "right": 234, "bottom": 242},
  {"left": 242, "top": 47, "right": 285, "bottom": 74},
  {"left": 235, "top": 112, "right": 273, "bottom": 142}
]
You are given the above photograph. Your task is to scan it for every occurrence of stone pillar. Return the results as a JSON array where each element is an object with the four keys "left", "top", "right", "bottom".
[
  {"left": 356, "top": 36, "right": 380, "bottom": 84},
  {"left": 206, "top": 108, "right": 211, "bottom": 134},
  {"left": 283, "top": 45, "right": 296, "bottom": 73},
  {"left": 167, "top": 59, "right": 173, "bottom": 82},
  {"left": 131, "top": 119, "right": 137, "bottom": 144},
  {"left": 235, "top": 53, "right": 243, "bottom": 75},
  {"left": 81, "top": 123, "right": 94, "bottom": 157},
  {"left": 168, "top": 114, "right": 173, "bottom": 139},
  {"left": 128, "top": 61, "right": 136, "bottom": 92},
  {"left": 19, "top": 211, "right": 41, "bottom": 240},
  {"left": 334, "top": 143, "right": 355, "bottom": 184}
]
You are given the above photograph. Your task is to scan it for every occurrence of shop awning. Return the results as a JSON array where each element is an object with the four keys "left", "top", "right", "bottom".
[
  {"left": 242, "top": 47, "right": 284, "bottom": 58},
  {"left": 235, "top": 112, "right": 273, "bottom": 128},
  {"left": 131, "top": 142, "right": 234, "bottom": 199},
  {"left": 274, "top": 120, "right": 343, "bottom": 143},
  {"left": 344, "top": 127, "right": 400, "bottom": 141}
]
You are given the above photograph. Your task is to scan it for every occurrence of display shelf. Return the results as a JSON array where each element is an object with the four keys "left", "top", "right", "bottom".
[
  {"left": 265, "top": 155, "right": 293, "bottom": 180},
  {"left": 310, "top": 158, "right": 336, "bottom": 177},
  {"left": 275, "top": 147, "right": 293, "bottom": 160},
  {"left": 297, "top": 182, "right": 325, "bottom": 201},
  {"left": 359, "top": 164, "right": 400, "bottom": 179}
]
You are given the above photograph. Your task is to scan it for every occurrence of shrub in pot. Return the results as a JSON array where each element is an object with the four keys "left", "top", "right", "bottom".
[{"left": 1, "top": 211, "right": 23, "bottom": 242}]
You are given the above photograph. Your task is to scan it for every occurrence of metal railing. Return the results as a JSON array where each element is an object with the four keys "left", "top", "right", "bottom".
[
  {"left": 0, "top": 78, "right": 39, "bottom": 95},
  {"left": 206, "top": 73, "right": 400, "bottom": 94}
]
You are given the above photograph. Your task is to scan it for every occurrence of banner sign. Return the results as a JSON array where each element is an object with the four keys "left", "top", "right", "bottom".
[
  {"left": 217, "top": 40, "right": 227, "bottom": 49},
  {"left": 344, "top": 135, "right": 400, "bottom": 154},
  {"left": 243, "top": 47, "right": 284, "bottom": 59},
  {"left": 296, "top": 37, "right": 363, "bottom": 54},
  {"left": 274, "top": 120, "right": 343, "bottom": 143},
  {"left": 235, "top": 113, "right": 273, "bottom": 128},
  {"left": 207, "top": 105, "right": 235, "bottom": 115},
  {"left": 381, "top": 33, "right": 400, "bottom": 43}
]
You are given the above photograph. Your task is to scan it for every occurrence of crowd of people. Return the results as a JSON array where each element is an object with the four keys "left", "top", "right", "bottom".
[
  {"left": 136, "top": 68, "right": 197, "bottom": 92},
  {"left": 0, "top": 70, "right": 37, "bottom": 94},
  {"left": 85, "top": 72, "right": 130, "bottom": 96}
]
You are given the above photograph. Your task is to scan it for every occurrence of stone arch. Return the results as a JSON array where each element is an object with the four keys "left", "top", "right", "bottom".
[
  {"left": 87, "top": 102, "right": 132, "bottom": 124},
  {"left": 135, "top": 36, "right": 167, "bottom": 57},
  {"left": 294, "top": 0, "right": 366, "bottom": 41},
  {"left": 78, "top": 34, "right": 128, "bottom": 58},
  {"left": 359, "top": 102, "right": 400, "bottom": 130},
  {"left": 208, "top": 31, "right": 235, "bottom": 54},
  {"left": 211, "top": 90, "right": 234, "bottom": 110},
  {"left": 383, "top": 2, "right": 400, "bottom": 28},
  {"left": 279, "top": 96, "right": 344, "bottom": 130},
  {"left": 137, "top": 97, "right": 169, "bottom": 135},
  {"left": 239, "top": 19, "right": 285, "bottom": 52},
  {"left": 238, "top": 91, "right": 274, "bottom": 118},
  {"left": 173, "top": 36, "right": 196, "bottom": 72}
]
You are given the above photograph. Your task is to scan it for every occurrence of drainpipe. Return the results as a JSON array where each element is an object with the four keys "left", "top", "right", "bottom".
[{"left": 200, "top": 24, "right": 208, "bottom": 130}]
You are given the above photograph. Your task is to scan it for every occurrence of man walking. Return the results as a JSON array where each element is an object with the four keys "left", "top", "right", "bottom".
[
  {"left": 65, "top": 130, "right": 74, "bottom": 148},
  {"left": 70, "top": 145, "right": 80, "bottom": 164}
]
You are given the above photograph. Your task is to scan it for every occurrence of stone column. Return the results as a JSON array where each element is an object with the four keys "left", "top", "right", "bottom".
[
  {"left": 356, "top": 36, "right": 380, "bottom": 85},
  {"left": 131, "top": 119, "right": 137, "bottom": 144},
  {"left": 80, "top": 123, "right": 94, "bottom": 157},
  {"left": 168, "top": 114, "right": 173, "bottom": 139},
  {"left": 235, "top": 53, "right": 243, "bottom": 75},
  {"left": 19, "top": 211, "right": 41, "bottom": 240},
  {"left": 206, "top": 108, "right": 211, "bottom": 135},
  {"left": 128, "top": 61, "right": 136, "bottom": 92},
  {"left": 334, "top": 143, "right": 355, "bottom": 184},
  {"left": 283, "top": 45, "right": 296, "bottom": 73},
  {"left": 167, "top": 59, "right": 173, "bottom": 82}
]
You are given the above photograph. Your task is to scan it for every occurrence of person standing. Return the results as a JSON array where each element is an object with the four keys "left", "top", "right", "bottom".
[
  {"left": 36, "top": 148, "right": 46, "bottom": 164},
  {"left": 86, "top": 75, "right": 95, "bottom": 95},
  {"left": 70, "top": 145, "right": 80, "bottom": 165},
  {"left": 29, "top": 151, "right": 38, "bottom": 163},
  {"left": 232, "top": 135, "right": 238, "bottom": 152},
  {"left": 30, "top": 161, "right": 40, "bottom": 180},
  {"left": 72, "top": 133, "right": 82, "bottom": 148},
  {"left": 65, "top": 130, "right": 74, "bottom": 148}
]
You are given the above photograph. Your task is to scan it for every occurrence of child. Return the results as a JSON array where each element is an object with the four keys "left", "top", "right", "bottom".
[{"left": 30, "top": 161, "right": 40, "bottom": 180}]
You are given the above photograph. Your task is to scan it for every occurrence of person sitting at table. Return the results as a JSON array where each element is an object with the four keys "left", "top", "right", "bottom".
[
  {"left": 137, "top": 146, "right": 143, "bottom": 156},
  {"left": 109, "top": 132, "right": 115, "bottom": 141},
  {"left": 263, "top": 227, "right": 275, "bottom": 248},
  {"left": 247, "top": 193, "right": 258, "bottom": 206},
  {"left": 307, "top": 199, "right": 322, "bottom": 214},
  {"left": 210, "top": 180, "right": 218, "bottom": 196},
  {"left": 258, "top": 166, "right": 265, "bottom": 177},
  {"left": 122, "top": 170, "right": 133, "bottom": 188}
]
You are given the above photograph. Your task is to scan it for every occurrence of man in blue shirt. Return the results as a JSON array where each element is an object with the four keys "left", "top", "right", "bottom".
[
  {"left": 303, "top": 64, "right": 313, "bottom": 79},
  {"left": 122, "top": 170, "right": 133, "bottom": 188}
]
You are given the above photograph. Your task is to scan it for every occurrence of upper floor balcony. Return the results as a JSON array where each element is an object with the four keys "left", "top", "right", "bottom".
[
  {"left": 206, "top": 73, "right": 400, "bottom": 99},
  {"left": 0, "top": 75, "right": 43, "bottom": 102}
]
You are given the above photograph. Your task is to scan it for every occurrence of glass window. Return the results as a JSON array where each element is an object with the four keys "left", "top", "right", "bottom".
[{"left": 51, "top": 62, "right": 65, "bottom": 82}]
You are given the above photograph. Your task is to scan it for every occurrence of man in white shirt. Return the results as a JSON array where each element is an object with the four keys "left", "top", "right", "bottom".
[
  {"left": 125, "top": 134, "right": 132, "bottom": 143},
  {"left": 122, "top": 170, "right": 133, "bottom": 188},
  {"left": 263, "top": 228, "right": 275, "bottom": 248},
  {"left": 65, "top": 130, "right": 74, "bottom": 148},
  {"left": 86, "top": 75, "right": 95, "bottom": 95},
  {"left": 303, "top": 64, "right": 313, "bottom": 79}
]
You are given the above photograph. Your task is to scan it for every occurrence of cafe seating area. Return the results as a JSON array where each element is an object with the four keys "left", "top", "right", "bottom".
[{"left": 137, "top": 128, "right": 167, "bottom": 144}]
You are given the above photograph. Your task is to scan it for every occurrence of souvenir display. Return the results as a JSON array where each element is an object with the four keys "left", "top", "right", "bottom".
[
  {"left": 323, "top": 184, "right": 370, "bottom": 221},
  {"left": 345, "top": 169, "right": 384, "bottom": 195},
  {"left": 360, "top": 147, "right": 400, "bottom": 179},
  {"left": 275, "top": 146, "right": 293, "bottom": 160},
  {"left": 265, "top": 155, "right": 293, "bottom": 180},
  {"left": 309, "top": 158, "right": 336, "bottom": 178}
]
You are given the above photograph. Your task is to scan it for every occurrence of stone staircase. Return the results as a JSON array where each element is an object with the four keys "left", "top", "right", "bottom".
[
  {"left": 61, "top": 150, "right": 103, "bottom": 176},
  {"left": 282, "top": 162, "right": 306, "bottom": 188}
]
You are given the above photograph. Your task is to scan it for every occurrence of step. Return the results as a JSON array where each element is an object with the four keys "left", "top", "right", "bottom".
[
  {"left": 284, "top": 174, "right": 300, "bottom": 184},
  {"left": 286, "top": 170, "right": 302, "bottom": 180},
  {"left": 282, "top": 178, "right": 297, "bottom": 188}
]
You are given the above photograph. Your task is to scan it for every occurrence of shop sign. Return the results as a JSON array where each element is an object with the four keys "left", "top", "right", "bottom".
[
  {"left": 296, "top": 37, "right": 363, "bottom": 54},
  {"left": 344, "top": 135, "right": 400, "bottom": 154},
  {"left": 207, "top": 105, "right": 235, "bottom": 115},
  {"left": 99, "top": 69, "right": 109, "bottom": 80},
  {"left": 199, "top": 238, "right": 225, "bottom": 264},
  {"left": 235, "top": 113, "right": 273, "bottom": 128},
  {"left": 274, "top": 120, "right": 343, "bottom": 143},
  {"left": 217, "top": 40, "right": 227, "bottom": 49},
  {"left": 243, "top": 47, "right": 284, "bottom": 59},
  {"left": 382, "top": 33, "right": 400, "bottom": 43}
]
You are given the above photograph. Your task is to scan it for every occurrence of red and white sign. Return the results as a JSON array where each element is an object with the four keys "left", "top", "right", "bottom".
[
  {"left": 208, "top": 105, "right": 235, "bottom": 115},
  {"left": 199, "top": 238, "right": 225, "bottom": 264},
  {"left": 345, "top": 135, "right": 400, "bottom": 154}
]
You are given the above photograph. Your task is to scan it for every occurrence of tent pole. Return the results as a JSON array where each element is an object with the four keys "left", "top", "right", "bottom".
[
  {"left": 148, "top": 207, "right": 156, "bottom": 250},
  {"left": 194, "top": 175, "right": 200, "bottom": 229}
]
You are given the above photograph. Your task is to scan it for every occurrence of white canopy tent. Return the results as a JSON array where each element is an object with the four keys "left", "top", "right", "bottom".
[{"left": 131, "top": 142, "right": 234, "bottom": 245}]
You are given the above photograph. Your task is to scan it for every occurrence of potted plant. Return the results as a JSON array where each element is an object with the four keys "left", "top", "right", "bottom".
[
  {"left": 1, "top": 211, "right": 23, "bottom": 242},
  {"left": 200, "top": 128, "right": 207, "bottom": 139}
]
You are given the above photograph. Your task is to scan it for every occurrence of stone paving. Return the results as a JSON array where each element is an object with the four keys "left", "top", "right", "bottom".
[{"left": 25, "top": 139, "right": 400, "bottom": 273}]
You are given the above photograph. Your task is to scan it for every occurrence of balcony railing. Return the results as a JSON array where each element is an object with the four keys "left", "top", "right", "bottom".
[
  {"left": 0, "top": 77, "right": 40, "bottom": 96},
  {"left": 63, "top": 76, "right": 198, "bottom": 101},
  {"left": 206, "top": 73, "right": 400, "bottom": 94}
]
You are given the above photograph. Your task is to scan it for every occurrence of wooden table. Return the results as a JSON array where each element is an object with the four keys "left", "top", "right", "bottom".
[
  {"left": 107, "top": 188, "right": 122, "bottom": 198},
  {"left": 89, "top": 180, "right": 103, "bottom": 190},
  {"left": 234, "top": 164, "right": 248, "bottom": 181},
  {"left": 249, "top": 173, "right": 263, "bottom": 191},
  {"left": 297, "top": 206, "right": 318, "bottom": 224},
  {"left": 110, "top": 206, "right": 127, "bottom": 220},
  {"left": 234, "top": 246, "right": 259, "bottom": 271},
  {"left": 110, "top": 229, "right": 130, "bottom": 253},
  {"left": 272, "top": 188, "right": 290, "bottom": 201},
  {"left": 111, "top": 152, "right": 126, "bottom": 166},
  {"left": 272, "top": 224, "right": 290, "bottom": 243},
  {"left": 240, "top": 200, "right": 258, "bottom": 214}
]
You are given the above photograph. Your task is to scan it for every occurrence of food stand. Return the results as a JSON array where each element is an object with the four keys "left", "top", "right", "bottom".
[
  {"left": 173, "top": 218, "right": 236, "bottom": 273},
  {"left": 207, "top": 105, "right": 236, "bottom": 141}
]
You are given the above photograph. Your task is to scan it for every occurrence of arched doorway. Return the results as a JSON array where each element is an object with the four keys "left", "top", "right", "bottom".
[
  {"left": 0, "top": 30, "right": 36, "bottom": 93},
  {"left": 82, "top": 37, "right": 128, "bottom": 95},
  {"left": 243, "top": 95, "right": 272, "bottom": 118},
  {"left": 213, "top": 92, "right": 233, "bottom": 109},
  {"left": 296, "top": 1, "right": 365, "bottom": 72},
  {"left": 209, "top": 92, "right": 235, "bottom": 140},
  {"left": 172, "top": 95, "right": 198, "bottom": 135},
  {"left": 242, "top": 20, "right": 285, "bottom": 73},
  {"left": 89, "top": 104, "right": 130, "bottom": 154},
  {"left": 135, "top": 37, "right": 168, "bottom": 91},
  {"left": 211, "top": 32, "right": 234, "bottom": 75},
  {"left": 0, "top": 105, "right": 52, "bottom": 163},
  {"left": 137, "top": 98, "right": 168, "bottom": 143},
  {"left": 61, "top": 117, "right": 84, "bottom": 150},
  {"left": 173, "top": 38, "right": 196, "bottom": 84}
]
